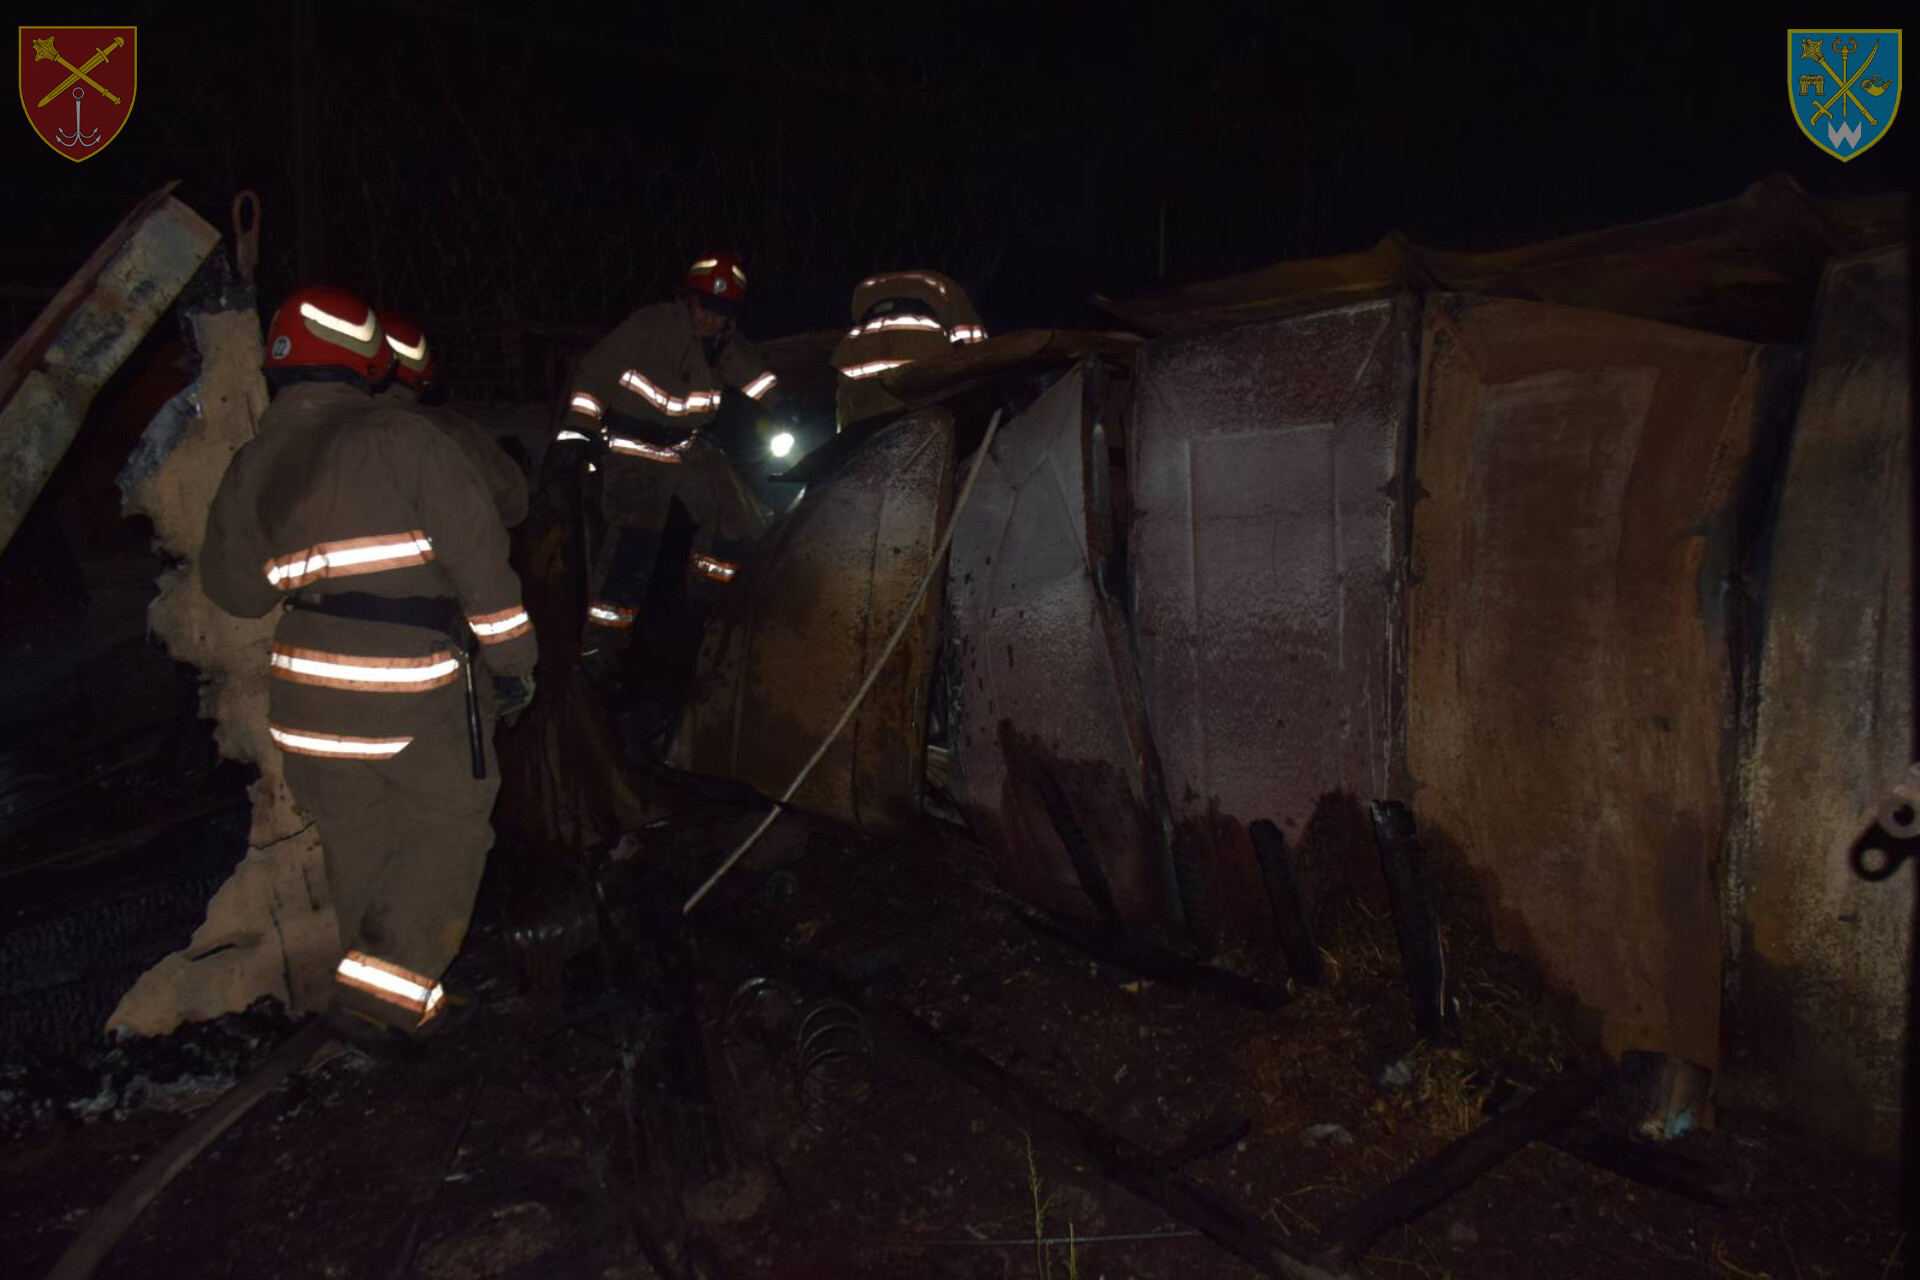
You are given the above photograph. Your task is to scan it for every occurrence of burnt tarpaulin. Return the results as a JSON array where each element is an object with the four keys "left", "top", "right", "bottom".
[
  {"left": 671, "top": 412, "right": 956, "bottom": 833},
  {"left": 1414, "top": 174, "right": 1842, "bottom": 344},
  {"left": 1407, "top": 294, "right": 1797, "bottom": 1073},
  {"left": 1101, "top": 175, "right": 1868, "bottom": 345},
  {"left": 1729, "top": 246, "right": 1911, "bottom": 1158},
  {"left": 947, "top": 363, "right": 1173, "bottom": 924},
  {"left": 1094, "top": 236, "right": 1420, "bottom": 339},
  {"left": 1128, "top": 295, "right": 1418, "bottom": 941}
]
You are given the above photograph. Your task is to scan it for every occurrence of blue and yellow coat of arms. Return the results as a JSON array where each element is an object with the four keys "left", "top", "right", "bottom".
[{"left": 1789, "top": 30, "right": 1901, "bottom": 161}]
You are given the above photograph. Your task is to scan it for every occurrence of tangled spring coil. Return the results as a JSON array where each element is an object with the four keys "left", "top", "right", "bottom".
[{"left": 794, "top": 1000, "right": 872, "bottom": 1131}]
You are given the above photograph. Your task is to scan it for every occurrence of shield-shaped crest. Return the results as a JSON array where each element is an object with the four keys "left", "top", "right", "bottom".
[
  {"left": 17, "top": 26, "right": 136, "bottom": 162},
  {"left": 1789, "top": 29, "right": 1901, "bottom": 162}
]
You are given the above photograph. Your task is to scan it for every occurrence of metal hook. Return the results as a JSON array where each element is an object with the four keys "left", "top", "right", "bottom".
[
  {"left": 55, "top": 85, "right": 100, "bottom": 148},
  {"left": 231, "top": 191, "right": 262, "bottom": 286}
]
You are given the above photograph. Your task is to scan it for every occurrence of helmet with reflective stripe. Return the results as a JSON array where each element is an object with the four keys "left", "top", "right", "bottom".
[
  {"left": 376, "top": 310, "right": 436, "bottom": 391},
  {"left": 263, "top": 285, "right": 394, "bottom": 382},
  {"left": 683, "top": 252, "right": 749, "bottom": 310}
]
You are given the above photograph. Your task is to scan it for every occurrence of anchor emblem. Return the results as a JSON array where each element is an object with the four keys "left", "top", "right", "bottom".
[{"left": 56, "top": 87, "right": 100, "bottom": 149}]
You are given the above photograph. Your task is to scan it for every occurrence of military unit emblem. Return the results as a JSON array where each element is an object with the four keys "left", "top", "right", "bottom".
[
  {"left": 18, "top": 27, "right": 137, "bottom": 162},
  {"left": 1789, "top": 29, "right": 1901, "bottom": 161}
]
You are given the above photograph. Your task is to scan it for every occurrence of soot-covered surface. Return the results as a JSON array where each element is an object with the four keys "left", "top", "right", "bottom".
[{"left": 1, "top": 800, "right": 1905, "bottom": 1280}]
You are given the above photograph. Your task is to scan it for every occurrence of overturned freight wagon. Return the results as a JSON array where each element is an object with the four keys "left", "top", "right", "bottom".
[{"left": 670, "top": 174, "right": 1912, "bottom": 1158}]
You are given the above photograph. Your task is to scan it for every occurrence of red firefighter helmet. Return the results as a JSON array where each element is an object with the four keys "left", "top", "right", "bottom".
[
  {"left": 263, "top": 286, "right": 393, "bottom": 382},
  {"left": 683, "top": 252, "right": 748, "bottom": 314},
  {"left": 377, "top": 310, "right": 436, "bottom": 391}
]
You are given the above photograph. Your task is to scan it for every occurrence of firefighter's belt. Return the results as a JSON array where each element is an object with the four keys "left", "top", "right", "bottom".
[{"left": 286, "top": 591, "right": 466, "bottom": 640}]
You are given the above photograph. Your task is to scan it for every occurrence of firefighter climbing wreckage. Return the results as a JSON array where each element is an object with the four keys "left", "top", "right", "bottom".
[{"left": 550, "top": 252, "right": 781, "bottom": 707}]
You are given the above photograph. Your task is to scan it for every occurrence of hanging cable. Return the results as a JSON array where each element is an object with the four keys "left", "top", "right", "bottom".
[{"left": 682, "top": 409, "right": 1005, "bottom": 915}]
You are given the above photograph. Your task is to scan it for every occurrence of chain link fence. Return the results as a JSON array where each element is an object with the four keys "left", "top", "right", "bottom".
[{"left": 4, "top": 6, "right": 1062, "bottom": 405}]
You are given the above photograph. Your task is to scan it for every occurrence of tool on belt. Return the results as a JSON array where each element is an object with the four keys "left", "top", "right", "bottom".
[{"left": 285, "top": 591, "right": 487, "bottom": 780}]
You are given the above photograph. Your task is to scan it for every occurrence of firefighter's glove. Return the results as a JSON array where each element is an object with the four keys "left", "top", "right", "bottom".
[{"left": 493, "top": 672, "right": 536, "bottom": 727}]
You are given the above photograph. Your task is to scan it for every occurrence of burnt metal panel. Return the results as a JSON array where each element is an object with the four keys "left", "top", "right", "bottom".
[
  {"left": 671, "top": 412, "right": 956, "bottom": 833},
  {"left": 1128, "top": 295, "right": 1418, "bottom": 942},
  {"left": 1729, "top": 246, "right": 1911, "bottom": 1158},
  {"left": 780, "top": 330, "right": 1139, "bottom": 487},
  {"left": 881, "top": 329, "right": 1141, "bottom": 402},
  {"left": 947, "top": 364, "right": 1174, "bottom": 924},
  {"left": 1407, "top": 294, "right": 1797, "bottom": 1074},
  {"left": 1, "top": 188, "right": 219, "bottom": 556}
]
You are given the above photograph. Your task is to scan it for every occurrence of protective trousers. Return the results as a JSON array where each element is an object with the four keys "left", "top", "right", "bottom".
[
  {"left": 283, "top": 687, "right": 500, "bottom": 1034},
  {"left": 578, "top": 437, "right": 758, "bottom": 655},
  {"left": 583, "top": 521, "right": 663, "bottom": 651}
]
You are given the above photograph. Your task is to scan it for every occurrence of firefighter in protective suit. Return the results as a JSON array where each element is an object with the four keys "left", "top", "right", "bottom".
[
  {"left": 549, "top": 253, "right": 775, "bottom": 688},
  {"left": 376, "top": 311, "right": 529, "bottom": 530},
  {"left": 830, "top": 269, "right": 986, "bottom": 432},
  {"left": 201, "top": 286, "right": 537, "bottom": 1049}
]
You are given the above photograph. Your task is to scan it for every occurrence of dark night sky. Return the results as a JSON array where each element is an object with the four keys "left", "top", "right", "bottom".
[{"left": 5, "top": 5, "right": 1910, "bottom": 379}]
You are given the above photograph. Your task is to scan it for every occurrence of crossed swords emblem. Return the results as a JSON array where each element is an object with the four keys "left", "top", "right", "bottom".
[
  {"left": 30, "top": 36, "right": 125, "bottom": 150},
  {"left": 1800, "top": 36, "right": 1882, "bottom": 128}
]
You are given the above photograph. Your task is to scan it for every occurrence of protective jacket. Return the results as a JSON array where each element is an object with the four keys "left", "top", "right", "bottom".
[
  {"left": 380, "top": 386, "right": 529, "bottom": 529},
  {"left": 557, "top": 300, "right": 777, "bottom": 457},
  {"left": 202, "top": 381, "right": 536, "bottom": 759},
  {"left": 831, "top": 270, "right": 986, "bottom": 429}
]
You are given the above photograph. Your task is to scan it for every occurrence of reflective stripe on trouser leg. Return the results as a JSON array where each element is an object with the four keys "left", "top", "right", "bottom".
[
  {"left": 282, "top": 691, "right": 499, "bottom": 1035},
  {"left": 688, "top": 536, "right": 751, "bottom": 607},
  {"left": 334, "top": 950, "right": 446, "bottom": 1027},
  {"left": 584, "top": 523, "right": 662, "bottom": 648}
]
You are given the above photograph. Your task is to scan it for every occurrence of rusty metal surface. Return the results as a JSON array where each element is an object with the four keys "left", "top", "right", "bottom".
[
  {"left": 1728, "top": 246, "right": 1911, "bottom": 1158},
  {"left": 881, "top": 328, "right": 1140, "bottom": 402},
  {"left": 1, "top": 189, "right": 218, "bottom": 555},
  {"left": 1128, "top": 296, "right": 1418, "bottom": 941},
  {"left": 781, "top": 330, "right": 1141, "bottom": 489},
  {"left": 946, "top": 363, "right": 1176, "bottom": 924},
  {"left": 1101, "top": 176, "right": 1854, "bottom": 345},
  {"left": 672, "top": 412, "right": 956, "bottom": 832},
  {"left": 1406, "top": 293, "right": 1797, "bottom": 1073}
]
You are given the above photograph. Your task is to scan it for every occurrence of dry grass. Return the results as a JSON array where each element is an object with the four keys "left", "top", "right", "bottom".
[
  {"left": 1319, "top": 902, "right": 1399, "bottom": 988},
  {"left": 1712, "top": 1238, "right": 1777, "bottom": 1279},
  {"left": 1400, "top": 1041, "right": 1485, "bottom": 1140},
  {"left": 1022, "top": 1132, "right": 1079, "bottom": 1280}
]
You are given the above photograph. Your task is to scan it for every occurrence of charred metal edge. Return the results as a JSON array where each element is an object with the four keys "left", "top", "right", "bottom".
[
  {"left": 1081, "top": 357, "right": 1205, "bottom": 943},
  {"left": 1249, "top": 818, "right": 1324, "bottom": 986},
  {"left": 1367, "top": 800, "right": 1458, "bottom": 1043},
  {"left": 1033, "top": 772, "right": 1125, "bottom": 929},
  {"left": 1480, "top": 1074, "right": 1739, "bottom": 1207},
  {"left": 1547, "top": 1121, "right": 1738, "bottom": 1207},
  {"left": 686, "top": 867, "right": 1660, "bottom": 1278},
  {"left": 1313, "top": 1070, "right": 1605, "bottom": 1269},
  {"left": 1008, "top": 897, "right": 1290, "bottom": 1013},
  {"left": 891, "top": 1008, "right": 1346, "bottom": 1280},
  {"left": 688, "top": 908, "right": 1342, "bottom": 1280}
]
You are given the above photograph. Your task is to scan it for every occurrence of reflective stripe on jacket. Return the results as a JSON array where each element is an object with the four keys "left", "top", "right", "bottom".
[{"left": 201, "top": 381, "right": 537, "bottom": 752}]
